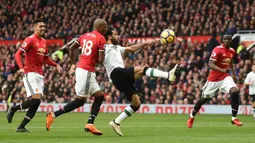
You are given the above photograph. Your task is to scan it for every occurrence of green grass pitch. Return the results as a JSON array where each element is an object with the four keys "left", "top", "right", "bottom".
[{"left": 0, "top": 112, "right": 254, "bottom": 143}]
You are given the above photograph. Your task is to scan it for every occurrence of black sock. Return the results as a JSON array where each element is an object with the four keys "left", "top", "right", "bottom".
[
  {"left": 143, "top": 66, "right": 149, "bottom": 75},
  {"left": 130, "top": 105, "right": 140, "bottom": 112},
  {"left": 87, "top": 96, "right": 104, "bottom": 124},
  {"left": 18, "top": 99, "right": 41, "bottom": 129},
  {"left": 54, "top": 98, "right": 84, "bottom": 117},
  {"left": 87, "top": 115, "right": 96, "bottom": 124},
  {"left": 192, "top": 98, "right": 208, "bottom": 117},
  {"left": 12, "top": 100, "right": 31, "bottom": 112},
  {"left": 18, "top": 117, "right": 31, "bottom": 129},
  {"left": 231, "top": 92, "right": 239, "bottom": 117}
]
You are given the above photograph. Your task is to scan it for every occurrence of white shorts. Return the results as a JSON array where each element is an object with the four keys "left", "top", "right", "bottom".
[
  {"left": 75, "top": 68, "right": 100, "bottom": 97},
  {"left": 23, "top": 72, "right": 44, "bottom": 98},
  {"left": 202, "top": 76, "right": 237, "bottom": 98}
]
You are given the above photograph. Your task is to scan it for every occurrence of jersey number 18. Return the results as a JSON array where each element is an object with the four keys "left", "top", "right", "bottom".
[{"left": 82, "top": 39, "right": 93, "bottom": 56}]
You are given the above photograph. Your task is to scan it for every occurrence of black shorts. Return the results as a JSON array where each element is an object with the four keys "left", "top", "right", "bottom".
[
  {"left": 250, "top": 94, "right": 255, "bottom": 102},
  {"left": 110, "top": 67, "right": 137, "bottom": 102}
]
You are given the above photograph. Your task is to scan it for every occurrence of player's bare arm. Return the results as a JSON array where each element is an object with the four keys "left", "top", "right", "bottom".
[
  {"left": 208, "top": 60, "right": 227, "bottom": 73},
  {"left": 68, "top": 41, "right": 79, "bottom": 75},
  {"left": 125, "top": 39, "right": 156, "bottom": 52},
  {"left": 98, "top": 50, "right": 105, "bottom": 64}
]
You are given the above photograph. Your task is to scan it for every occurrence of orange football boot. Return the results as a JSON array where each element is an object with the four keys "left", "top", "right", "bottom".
[
  {"left": 46, "top": 112, "right": 54, "bottom": 131},
  {"left": 187, "top": 117, "right": 194, "bottom": 128},
  {"left": 84, "top": 124, "right": 103, "bottom": 136},
  {"left": 231, "top": 118, "right": 243, "bottom": 126}
]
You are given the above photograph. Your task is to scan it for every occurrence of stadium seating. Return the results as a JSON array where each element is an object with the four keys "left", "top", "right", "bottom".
[{"left": 0, "top": 0, "right": 254, "bottom": 105}]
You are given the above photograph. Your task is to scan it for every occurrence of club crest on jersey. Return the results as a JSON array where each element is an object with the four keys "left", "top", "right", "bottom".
[
  {"left": 37, "top": 48, "right": 45, "bottom": 53},
  {"left": 222, "top": 58, "right": 231, "bottom": 65},
  {"left": 21, "top": 42, "right": 27, "bottom": 47}
]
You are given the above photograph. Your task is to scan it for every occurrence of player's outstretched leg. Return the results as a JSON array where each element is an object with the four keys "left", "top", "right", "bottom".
[
  {"left": 230, "top": 88, "right": 243, "bottom": 126},
  {"left": 143, "top": 64, "right": 179, "bottom": 82},
  {"left": 85, "top": 92, "right": 104, "bottom": 136},
  {"left": 187, "top": 98, "right": 208, "bottom": 128},
  {"left": 46, "top": 98, "right": 84, "bottom": 131}
]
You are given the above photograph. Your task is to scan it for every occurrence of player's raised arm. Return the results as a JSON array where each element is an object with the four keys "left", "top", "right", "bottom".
[{"left": 125, "top": 39, "right": 157, "bottom": 52}]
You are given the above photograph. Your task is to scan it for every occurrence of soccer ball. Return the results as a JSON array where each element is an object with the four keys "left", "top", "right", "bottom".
[{"left": 160, "top": 29, "right": 175, "bottom": 44}]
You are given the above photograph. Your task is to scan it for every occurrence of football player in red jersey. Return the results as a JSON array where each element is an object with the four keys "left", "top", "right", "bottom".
[
  {"left": 187, "top": 32, "right": 243, "bottom": 128},
  {"left": 46, "top": 18, "right": 108, "bottom": 136},
  {"left": 7, "top": 19, "right": 63, "bottom": 132}
]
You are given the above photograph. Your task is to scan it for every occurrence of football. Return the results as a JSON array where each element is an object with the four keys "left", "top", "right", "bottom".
[{"left": 160, "top": 29, "right": 175, "bottom": 44}]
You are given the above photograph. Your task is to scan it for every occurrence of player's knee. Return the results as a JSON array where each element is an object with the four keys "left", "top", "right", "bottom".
[
  {"left": 230, "top": 87, "right": 238, "bottom": 95},
  {"left": 130, "top": 104, "right": 140, "bottom": 112},
  {"left": 92, "top": 90, "right": 104, "bottom": 97},
  {"left": 134, "top": 66, "right": 145, "bottom": 75}
]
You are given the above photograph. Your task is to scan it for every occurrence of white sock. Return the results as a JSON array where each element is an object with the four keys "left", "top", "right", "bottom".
[
  {"left": 232, "top": 117, "right": 237, "bottom": 121},
  {"left": 115, "top": 106, "right": 135, "bottom": 124},
  {"left": 145, "top": 68, "right": 168, "bottom": 79},
  {"left": 190, "top": 113, "right": 194, "bottom": 118}
]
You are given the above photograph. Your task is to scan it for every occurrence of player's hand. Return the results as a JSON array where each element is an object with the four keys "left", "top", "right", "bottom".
[
  {"left": 68, "top": 64, "right": 76, "bottom": 75},
  {"left": 56, "top": 65, "right": 63, "bottom": 73},
  {"left": 18, "top": 68, "right": 25, "bottom": 76},
  {"left": 145, "top": 39, "right": 158, "bottom": 46}
]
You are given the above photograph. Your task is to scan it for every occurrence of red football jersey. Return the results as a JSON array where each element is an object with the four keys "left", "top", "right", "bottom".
[
  {"left": 19, "top": 34, "right": 49, "bottom": 75},
  {"left": 207, "top": 44, "right": 236, "bottom": 81},
  {"left": 76, "top": 30, "right": 106, "bottom": 72}
]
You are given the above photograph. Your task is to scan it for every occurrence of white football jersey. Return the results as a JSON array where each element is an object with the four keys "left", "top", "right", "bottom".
[
  {"left": 244, "top": 71, "right": 255, "bottom": 95},
  {"left": 103, "top": 44, "right": 126, "bottom": 81}
]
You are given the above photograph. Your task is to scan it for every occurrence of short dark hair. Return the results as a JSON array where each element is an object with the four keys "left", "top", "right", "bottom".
[
  {"left": 223, "top": 31, "right": 233, "bottom": 37},
  {"left": 34, "top": 19, "right": 45, "bottom": 25},
  {"left": 104, "top": 26, "right": 115, "bottom": 41},
  {"left": 221, "top": 31, "right": 232, "bottom": 42}
]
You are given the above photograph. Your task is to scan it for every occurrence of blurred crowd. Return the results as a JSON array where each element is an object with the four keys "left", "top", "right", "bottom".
[
  {"left": 0, "top": 0, "right": 255, "bottom": 105},
  {"left": 0, "top": 0, "right": 255, "bottom": 41},
  {"left": 0, "top": 40, "right": 254, "bottom": 105}
]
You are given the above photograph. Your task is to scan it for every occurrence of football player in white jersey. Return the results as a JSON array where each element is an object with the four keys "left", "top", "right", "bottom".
[
  {"left": 103, "top": 27, "right": 179, "bottom": 136},
  {"left": 244, "top": 64, "right": 255, "bottom": 118}
]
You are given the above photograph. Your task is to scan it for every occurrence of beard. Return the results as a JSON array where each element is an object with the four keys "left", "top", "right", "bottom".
[{"left": 112, "top": 38, "right": 118, "bottom": 45}]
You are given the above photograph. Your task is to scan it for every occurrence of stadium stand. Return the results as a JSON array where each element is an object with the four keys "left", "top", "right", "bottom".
[{"left": 0, "top": 0, "right": 254, "bottom": 105}]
